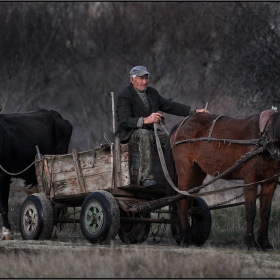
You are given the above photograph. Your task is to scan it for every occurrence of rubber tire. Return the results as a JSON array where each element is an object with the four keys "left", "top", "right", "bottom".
[
  {"left": 20, "top": 193, "right": 54, "bottom": 240},
  {"left": 171, "top": 197, "right": 212, "bottom": 246},
  {"left": 80, "top": 190, "right": 120, "bottom": 244},
  {"left": 190, "top": 196, "right": 212, "bottom": 246},
  {"left": 118, "top": 211, "right": 151, "bottom": 244}
]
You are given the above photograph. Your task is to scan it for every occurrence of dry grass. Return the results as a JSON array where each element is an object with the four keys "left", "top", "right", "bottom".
[
  {"left": 1, "top": 193, "right": 280, "bottom": 278},
  {"left": 208, "top": 202, "right": 280, "bottom": 250},
  {"left": 0, "top": 244, "right": 274, "bottom": 278}
]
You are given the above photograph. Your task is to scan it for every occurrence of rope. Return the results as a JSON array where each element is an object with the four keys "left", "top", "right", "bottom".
[
  {"left": 0, "top": 160, "right": 35, "bottom": 176},
  {"left": 159, "top": 121, "right": 169, "bottom": 135},
  {"left": 154, "top": 122, "right": 195, "bottom": 197}
]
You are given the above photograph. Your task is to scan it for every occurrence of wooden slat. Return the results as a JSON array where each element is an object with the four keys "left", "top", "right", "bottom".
[
  {"left": 35, "top": 156, "right": 44, "bottom": 193},
  {"left": 43, "top": 158, "right": 53, "bottom": 195},
  {"left": 72, "top": 149, "right": 86, "bottom": 194},
  {"left": 52, "top": 178, "right": 81, "bottom": 197},
  {"left": 53, "top": 171, "right": 113, "bottom": 196},
  {"left": 114, "top": 137, "right": 122, "bottom": 188}
]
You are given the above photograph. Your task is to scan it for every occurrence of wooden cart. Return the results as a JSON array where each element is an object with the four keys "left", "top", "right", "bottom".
[{"left": 19, "top": 94, "right": 212, "bottom": 245}]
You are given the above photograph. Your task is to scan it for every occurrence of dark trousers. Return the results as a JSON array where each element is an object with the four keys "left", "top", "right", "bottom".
[{"left": 129, "top": 128, "right": 167, "bottom": 181}]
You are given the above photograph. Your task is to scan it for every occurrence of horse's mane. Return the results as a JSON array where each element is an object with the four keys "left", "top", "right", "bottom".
[{"left": 270, "top": 112, "right": 280, "bottom": 144}]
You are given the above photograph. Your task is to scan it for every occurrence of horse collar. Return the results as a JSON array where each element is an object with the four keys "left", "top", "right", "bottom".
[
  {"left": 259, "top": 109, "right": 277, "bottom": 133},
  {"left": 260, "top": 121, "right": 280, "bottom": 164}
]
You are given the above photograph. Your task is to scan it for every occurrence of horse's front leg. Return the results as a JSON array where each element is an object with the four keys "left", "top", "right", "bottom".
[
  {"left": 176, "top": 197, "right": 193, "bottom": 246},
  {"left": 243, "top": 184, "right": 259, "bottom": 250},
  {"left": 257, "top": 181, "right": 277, "bottom": 251},
  {"left": 174, "top": 158, "right": 206, "bottom": 247}
]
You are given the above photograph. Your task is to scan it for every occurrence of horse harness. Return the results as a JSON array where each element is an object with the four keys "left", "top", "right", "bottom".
[
  {"left": 154, "top": 109, "right": 280, "bottom": 199},
  {"left": 172, "top": 115, "right": 260, "bottom": 148}
]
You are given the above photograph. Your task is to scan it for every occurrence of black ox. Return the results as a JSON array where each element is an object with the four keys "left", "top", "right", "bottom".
[{"left": 0, "top": 109, "right": 72, "bottom": 239}]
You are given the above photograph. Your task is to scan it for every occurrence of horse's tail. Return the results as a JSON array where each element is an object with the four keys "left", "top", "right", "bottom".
[{"left": 164, "top": 123, "right": 179, "bottom": 212}]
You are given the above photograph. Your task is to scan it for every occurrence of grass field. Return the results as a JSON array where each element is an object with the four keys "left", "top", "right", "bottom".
[{"left": 1, "top": 193, "right": 280, "bottom": 278}]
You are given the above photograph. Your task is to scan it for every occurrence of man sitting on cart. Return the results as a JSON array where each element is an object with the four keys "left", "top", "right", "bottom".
[{"left": 116, "top": 66, "right": 209, "bottom": 188}]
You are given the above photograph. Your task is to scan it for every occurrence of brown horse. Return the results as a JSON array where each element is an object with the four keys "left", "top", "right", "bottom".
[{"left": 165, "top": 109, "right": 280, "bottom": 251}]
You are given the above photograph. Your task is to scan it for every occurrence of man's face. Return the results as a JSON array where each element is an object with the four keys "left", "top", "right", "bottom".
[{"left": 130, "top": 75, "right": 149, "bottom": 92}]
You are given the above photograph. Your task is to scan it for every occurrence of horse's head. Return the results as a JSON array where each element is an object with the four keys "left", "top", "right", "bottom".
[{"left": 262, "top": 110, "right": 280, "bottom": 163}]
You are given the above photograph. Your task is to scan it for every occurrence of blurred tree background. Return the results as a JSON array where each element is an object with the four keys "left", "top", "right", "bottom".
[{"left": 1, "top": 2, "right": 280, "bottom": 151}]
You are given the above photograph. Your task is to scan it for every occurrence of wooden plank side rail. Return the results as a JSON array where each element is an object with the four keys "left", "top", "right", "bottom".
[
  {"left": 72, "top": 149, "right": 86, "bottom": 194},
  {"left": 43, "top": 157, "right": 52, "bottom": 195},
  {"left": 35, "top": 155, "right": 45, "bottom": 194},
  {"left": 114, "top": 137, "right": 122, "bottom": 188}
]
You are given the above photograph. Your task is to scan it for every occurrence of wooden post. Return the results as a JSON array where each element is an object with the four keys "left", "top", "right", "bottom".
[
  {"left": 43, "top": 158, "right": 52, "bottom": 195},
  {"left": 72, "top": 149, "right": 86, "bottom": 194},
  {"left": 114, "top": 136, "right": 122, "bottom": 188},
  {"left": 111, "top": 92, "right": 122, "bottom": 188},
  {"left": 35, "top": 155, "right": 44, "bottom": 194}
]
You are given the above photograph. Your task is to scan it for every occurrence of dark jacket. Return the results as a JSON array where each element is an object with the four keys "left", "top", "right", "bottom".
[{"left": 116, "top": 83, "right": 191, "bottom": 143}]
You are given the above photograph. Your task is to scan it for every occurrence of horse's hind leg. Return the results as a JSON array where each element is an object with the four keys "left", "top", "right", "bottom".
[
  {"left": 243, "top": 184, "right": 259, "bottom": 250},
  {"left": 257, "top": 182, "right": 277, "bottom": 251}
]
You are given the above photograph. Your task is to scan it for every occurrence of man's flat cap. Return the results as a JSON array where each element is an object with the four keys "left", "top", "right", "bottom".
[{"left": 130, "top": 66, "right": 150, "bottom": 77}]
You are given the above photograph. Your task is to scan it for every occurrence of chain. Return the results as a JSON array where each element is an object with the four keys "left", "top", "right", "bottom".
[
  {"left": 208, "top": 193, "right": 244, "bottom": 209},
  {"left": 189, "top": 193, "right": 245, "bottom": 214}
]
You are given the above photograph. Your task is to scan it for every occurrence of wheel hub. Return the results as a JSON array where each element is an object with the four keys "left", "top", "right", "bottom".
[
  {"left": 23, "top": 205, "right": 38, "bottom": 236},
  {"left": 85, "top": 202, "right": 104, "bottom": 234}
]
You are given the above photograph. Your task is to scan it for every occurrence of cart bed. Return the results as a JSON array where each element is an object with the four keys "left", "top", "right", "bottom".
[{"left": 35, "top": 143, "right": 166, "bottom": 201}]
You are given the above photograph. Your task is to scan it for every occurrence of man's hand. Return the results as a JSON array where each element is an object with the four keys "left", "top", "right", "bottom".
[
  {"left": 143, "top": 112, "right": 163, "bottom": 124},
  {"left": 196, "top": 108, "right": 210, "bottom": 114}
]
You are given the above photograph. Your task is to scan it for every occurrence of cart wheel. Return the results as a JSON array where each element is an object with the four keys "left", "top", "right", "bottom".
[
  {"left": 118, "top": 210, "right": 151, "bottom": 244},
  {"left": 171, "top": 197, "right": 212, "bottom": 246},
  {"left": 20, "top": 193, "right": 54, "bottom": 240},
  {"left": 80, "top": 190, "right": 120, "bottom": 244},
  {"left": 189, "top": 197, "right": 212, "bottom": 246}
]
